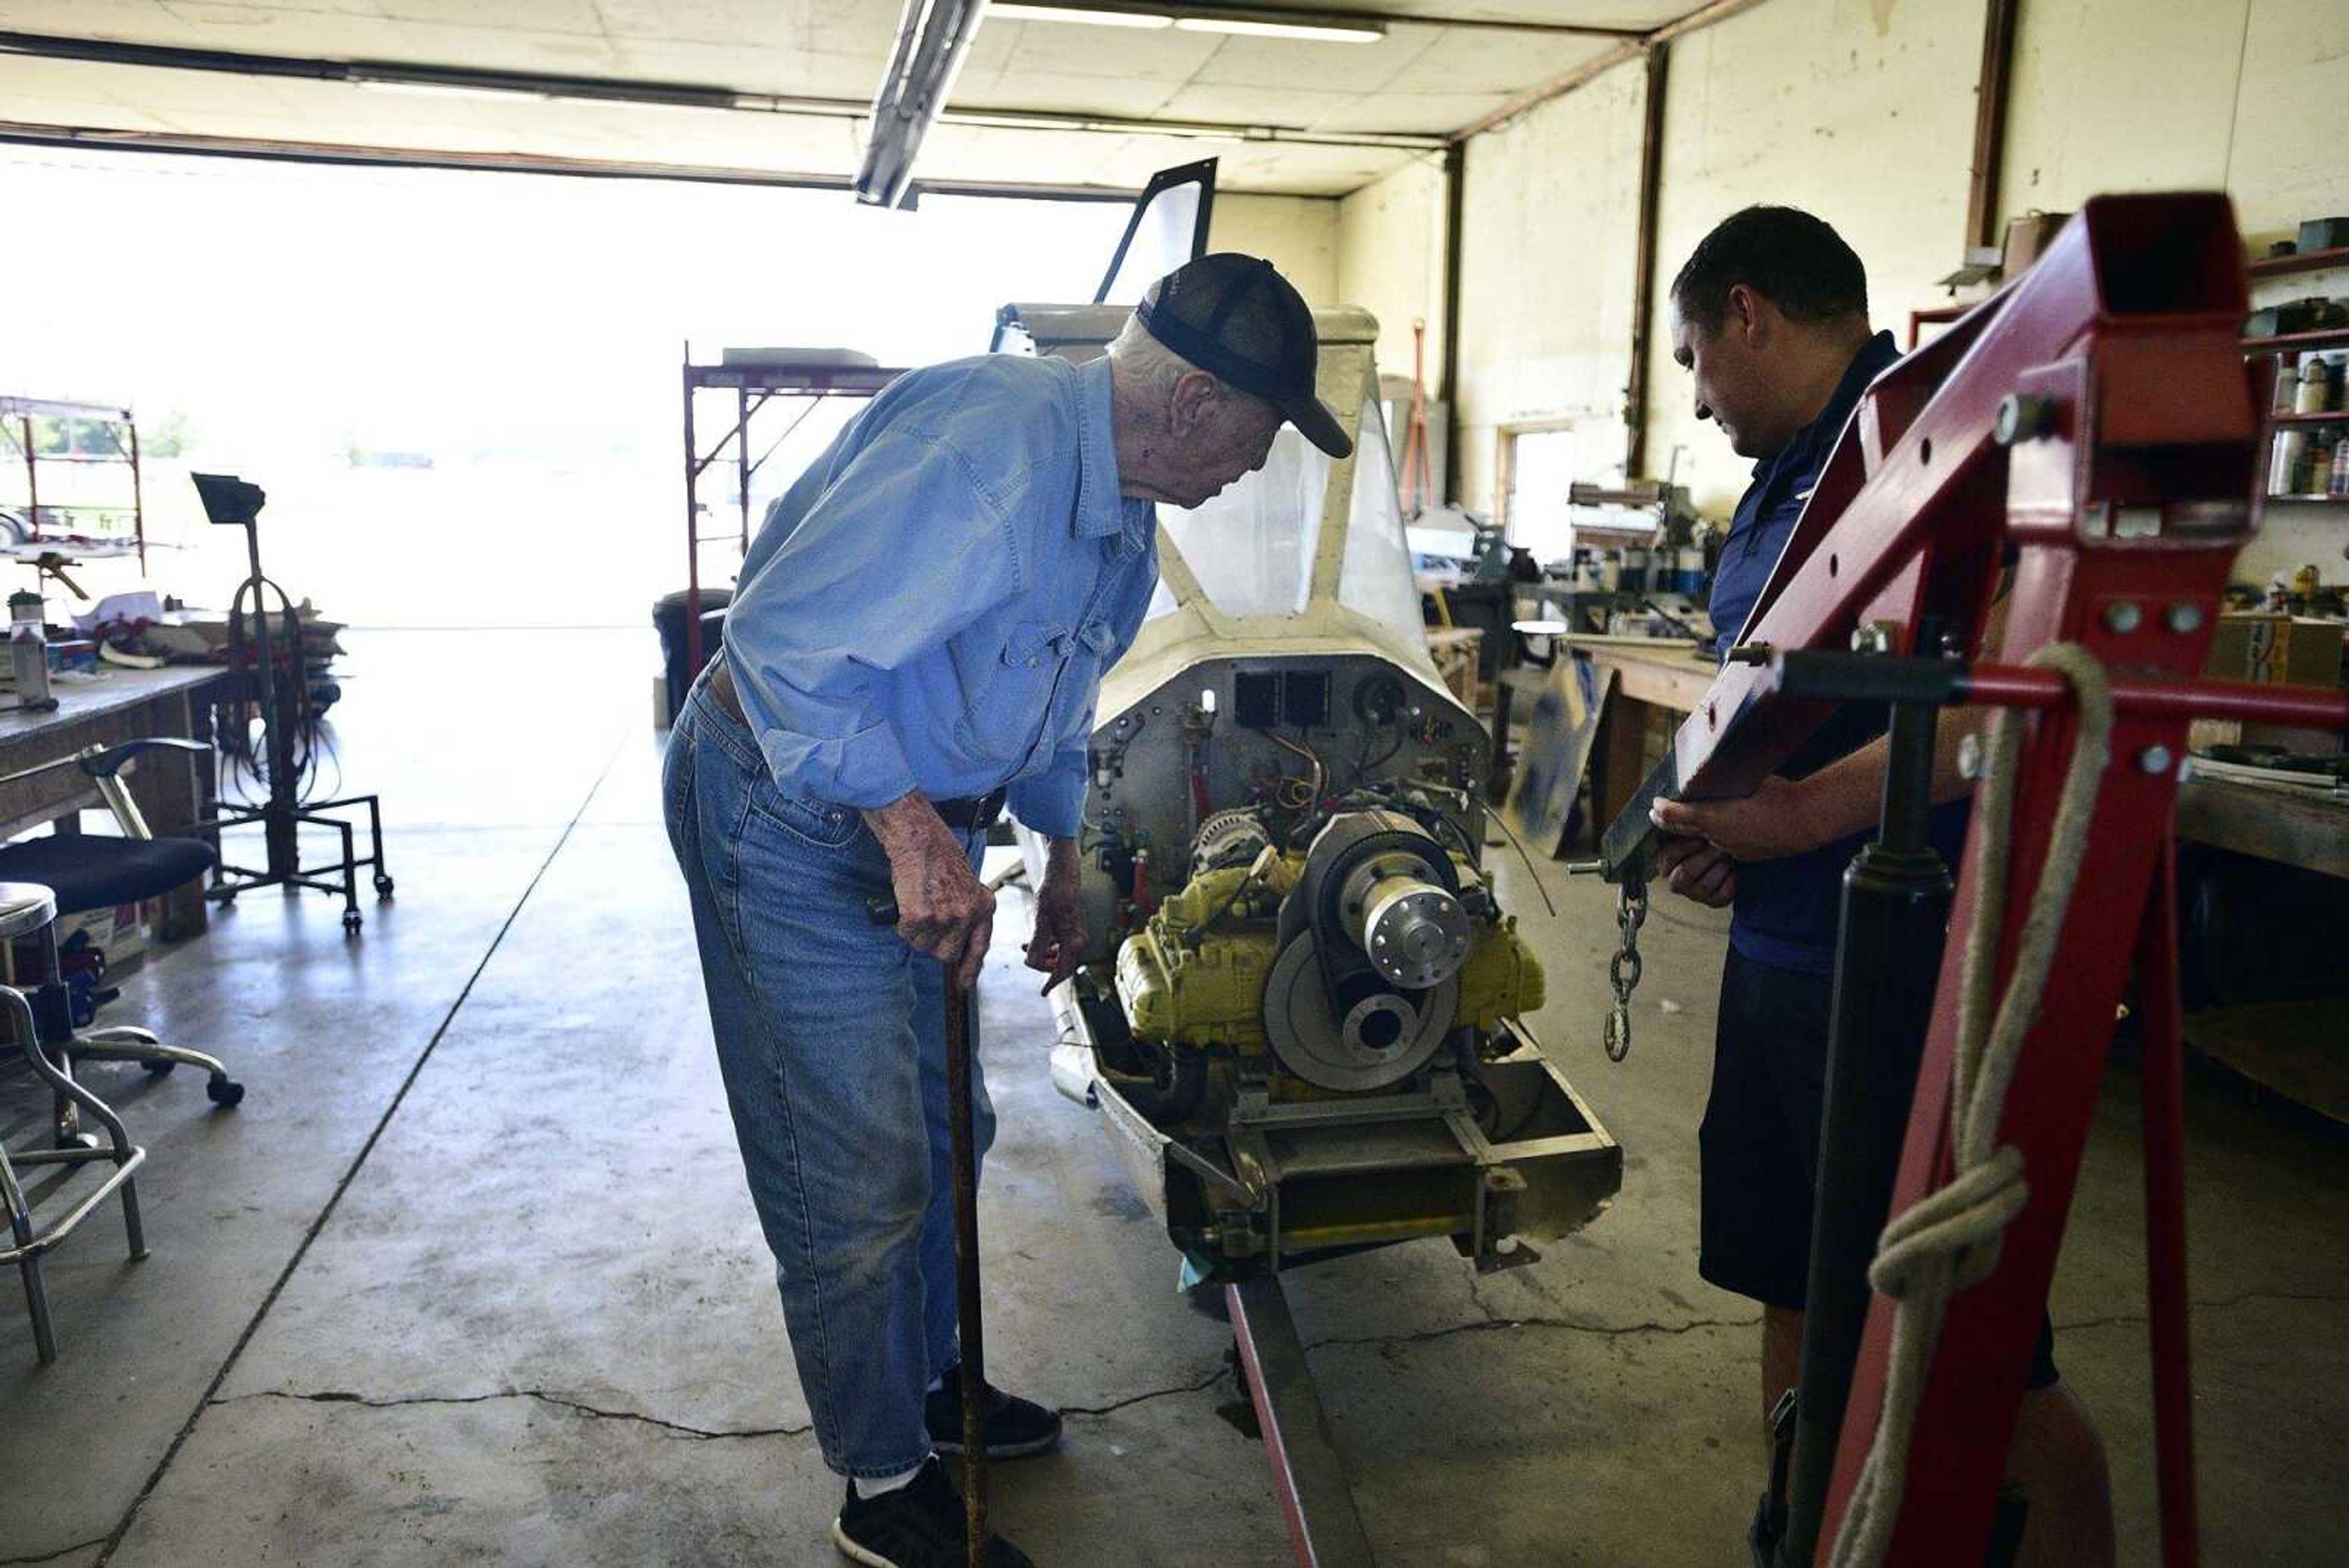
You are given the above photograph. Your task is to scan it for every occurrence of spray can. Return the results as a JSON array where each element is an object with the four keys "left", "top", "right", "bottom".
[
  {"left": 9, "top": 592, "right": 50, "bottom": 708},
  {"left": 2269, "top": 429, "right": 2308, "bottom": 496},
  {"left": 2295, "top": 357, "right": 2330, "bottom": 415}
]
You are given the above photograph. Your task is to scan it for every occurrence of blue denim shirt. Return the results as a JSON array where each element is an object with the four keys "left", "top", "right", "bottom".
[
  {"left": 723, "top": 352, "right": 1158, "bottom": 840},
  {"left": 1706, "top": 331, "right": 1967, "bottom": 975}
]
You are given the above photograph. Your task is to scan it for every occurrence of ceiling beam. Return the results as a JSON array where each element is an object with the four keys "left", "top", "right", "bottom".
[
  {"left": 1448, "top": 0, "right": 1775, "bottom": 141},
  {"left": 0, "top": 120, "right": 1162, "bottom": 203},
  {"left": 997, "top": 2, "right": 1646, "bottom": 36},
  {"left": 0, "top": 31, "right": 1442, "bottom": 152}
]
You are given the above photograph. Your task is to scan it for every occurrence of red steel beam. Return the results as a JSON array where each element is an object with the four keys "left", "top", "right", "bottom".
[{"left": 1813, "top": 195, "right": 2253, "bottom": 1565}]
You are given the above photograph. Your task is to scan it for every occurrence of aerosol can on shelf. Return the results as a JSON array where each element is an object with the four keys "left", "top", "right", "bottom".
[{"left": 9, "top": 591, "right": 50, "bottom": 706}]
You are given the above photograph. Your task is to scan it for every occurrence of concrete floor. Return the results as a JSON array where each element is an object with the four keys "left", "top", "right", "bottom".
[{"left": 1, "top": 627, "right": 2342, "bottom": 1567}]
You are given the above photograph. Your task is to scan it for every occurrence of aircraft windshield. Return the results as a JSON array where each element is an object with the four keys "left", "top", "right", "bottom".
[
  {"left": 1096, "top": 160, "right": 1215, "bottom": 307},
  {"left": 1335, "top": 399, "right": 1421, "bottom": 641},
  {"left": 1147, "top": 401, "right": 1421, "bottom": 645},
  {"left": 1156, "top": 427, "right": 1326, "bottom": 619}
]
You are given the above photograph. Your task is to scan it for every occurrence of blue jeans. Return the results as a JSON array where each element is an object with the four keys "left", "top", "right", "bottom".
[{"left": 663, "top": 673, "right": 996, "bottom": 1479}]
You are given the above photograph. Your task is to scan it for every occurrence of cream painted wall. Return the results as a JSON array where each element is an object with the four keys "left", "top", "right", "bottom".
[
  {"left": 1336, "top": 154, "right": 1450, "bottom": 395},
  {"left": 1330, "top": 0, "right": 2349, "bottom": 574},
  {"left": 1998, "top": 0, "right": 2349, "bottom": 586},
  {"left": 1639, "top": 0, "right": 1981, "bottom": 521},
  {"left": 1452, "top": 65, "right": 1650, "bottom": 516},
  {"left": 1997, "top": 0, "right": 2349, "bottom": 245},
  {"left": 1208, "top": 192, "right": 1339, "bottom": 305}
]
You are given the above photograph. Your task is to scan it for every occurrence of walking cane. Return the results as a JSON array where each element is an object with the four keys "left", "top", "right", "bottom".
[{"left": 869, "top": 893, "right": 987, "bottom": 1568}]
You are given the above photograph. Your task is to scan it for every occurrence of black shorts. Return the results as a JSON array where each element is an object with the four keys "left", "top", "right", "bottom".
[{"left": 1699, "top": 946, "right": 2060, "bottom": 1390}]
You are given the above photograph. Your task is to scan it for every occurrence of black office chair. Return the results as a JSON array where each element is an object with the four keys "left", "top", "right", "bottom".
[{"left": 0, "top": 739, "right": 242, "bottom": 1113}]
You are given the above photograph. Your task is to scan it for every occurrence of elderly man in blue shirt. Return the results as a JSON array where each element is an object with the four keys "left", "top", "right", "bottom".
[{"left": 662, "top": 253, "right": 1349, "bottom": 1568}]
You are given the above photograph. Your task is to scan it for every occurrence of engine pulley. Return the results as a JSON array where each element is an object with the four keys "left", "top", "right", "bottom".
[{"left": 1263, "top": 932, "right": 1455, "bottom": 1092}]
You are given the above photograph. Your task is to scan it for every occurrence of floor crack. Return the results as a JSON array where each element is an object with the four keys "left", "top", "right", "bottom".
[
  {"left": 210, "top": 1388, "right": 811, "bottom": 1443},
  {"left": 1306, "top": 1311, "right": 1762, "bottom": 1354},
  {"left": 0, "top": 1538, "right": 108, "bottom": 1567},
  {"left": 2057, "top": 1286, "right": 2349, "bottom": 1335},
  {"left": 1057, "top": 1363, "right": 1229, "bottom": 1418}
]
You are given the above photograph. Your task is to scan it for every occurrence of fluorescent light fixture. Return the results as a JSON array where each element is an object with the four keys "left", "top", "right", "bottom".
[
  {"left": 856, "top": 0, "right": 987, "bottom": 209},
  {"left": 1174, "top": 15, "right": 1384, "bottom": 43},
  {"left": 355, "top": 76, "right": 540, "bottom": 103},
  {"left": 989, "top": 6, "right": 1384, "bottom": 43},
  {"left": 991, "top": 2, "right": 1173, "bottom": 26}
]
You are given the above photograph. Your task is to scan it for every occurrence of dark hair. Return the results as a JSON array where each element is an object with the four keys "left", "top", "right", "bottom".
[{"left": 1670, "top": 206, "right": 1868, "bottom": 334}]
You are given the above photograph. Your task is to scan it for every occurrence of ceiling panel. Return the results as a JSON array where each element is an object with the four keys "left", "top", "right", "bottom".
[
  {"left": 1182, "top": 28, "right": 1444, "bottom": 95},
  {"left": 1308, "top": 91, "right": 1514, "bottom": 136},
  {"left": 989, "top": 18, "right": 1225, "bottom": 82},
  {"left": 0, "top": 1, "right": 1709, "bottom": 195},
  {"left": 953, "top": 68, "right": 1184, "bottom": 121},
  {"left": 1153, "top": 81, "right": 1362, "bottom": 128},
  {"left": 1397, "top": 29, "right": 1619, "bottom": 94}
]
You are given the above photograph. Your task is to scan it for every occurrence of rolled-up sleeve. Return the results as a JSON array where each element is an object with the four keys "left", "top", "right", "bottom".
[
  {"left": 724, "top": 430, "right": 1017, "bottom": 808},
  {"left": 1006, "top": 694, "right": 1092, "bottom": 840}
]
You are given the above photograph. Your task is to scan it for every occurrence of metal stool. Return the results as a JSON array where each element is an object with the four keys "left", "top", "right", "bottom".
[{"left": 0, "top": 882, "right": 147, "bottom": 1364}]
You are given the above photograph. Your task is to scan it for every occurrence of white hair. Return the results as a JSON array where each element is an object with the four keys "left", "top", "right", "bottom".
[
  {"left": 1105, "top": 313, "right": 1200, "bottom": 405},
  {"left": 1106, "top": 309, "right": 1277, "bottom": 418}
]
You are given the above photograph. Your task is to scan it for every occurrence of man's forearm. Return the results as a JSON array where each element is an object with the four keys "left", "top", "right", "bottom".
[
  {"left": 1786, "top": 708, "right": 1984, "bottom": 849},
  {"left": 1043, "top": 835, "right": 1081, "bottom": 882},
  {"left": 861, "top": 789, "right": 959, "bottom": 857}
]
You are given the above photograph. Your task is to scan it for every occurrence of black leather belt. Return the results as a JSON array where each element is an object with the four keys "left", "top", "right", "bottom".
[
  {"left": 933, "top": 789, "right": 1008, "bottom": 830},
  {"left": 708, "top": 657, "right": 1004, "bottom": 831}
]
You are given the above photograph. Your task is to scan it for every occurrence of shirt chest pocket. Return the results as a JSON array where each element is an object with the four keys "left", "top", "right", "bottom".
[{"left": 956, "top": 618, "right": 1074, "bottom": 762}]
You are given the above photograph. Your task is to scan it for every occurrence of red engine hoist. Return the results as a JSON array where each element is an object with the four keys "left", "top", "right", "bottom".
[{"left": 1593, "top": 192, "right": 2349, "bottom": 1568}]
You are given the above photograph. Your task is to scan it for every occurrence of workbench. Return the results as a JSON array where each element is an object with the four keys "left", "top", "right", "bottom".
[
  {"left": 1569, "top": 636, "right": 1715, "bottom": 828},
  {"left": 2175, "top": 772, "right": 2349, "bottom": 882},
  {"left": 2172, "top": 770, "right": 2349, "bottom": 1121},
  {"left": 0, "top": 666, "right": 230, "bottom": 941},
  {"left": 1487, "top": 635, "right": 1713, "bottom": 813}
]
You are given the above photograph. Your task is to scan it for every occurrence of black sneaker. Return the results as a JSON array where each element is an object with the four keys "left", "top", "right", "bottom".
[
  {"left": 926, "top": 1364, "right": 1065, "bottom": 1459},
  {"left": 833, "top": 1457, "right": 1033, "bottom": 1567}
]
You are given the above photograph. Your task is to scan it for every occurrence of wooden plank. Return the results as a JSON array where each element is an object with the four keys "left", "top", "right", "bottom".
[
  {"left": 2175, "top": 776, "right": 2349, "bottom": 881},
  {"left": 2184, "top": 998, "right": 2349, "bottom": 1124},
  {"left": 1583, "top": 645, "right": 1714, "bottom": 713}
]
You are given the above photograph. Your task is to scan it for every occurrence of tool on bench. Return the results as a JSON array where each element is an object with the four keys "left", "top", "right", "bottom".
[{"left": 866, "top": 890, "right": 988, "bottom": 1568}]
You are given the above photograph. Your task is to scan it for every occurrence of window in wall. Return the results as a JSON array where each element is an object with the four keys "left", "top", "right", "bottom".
[{"left": 1499, "top": 423, "right": 1575, "bottom": 568}]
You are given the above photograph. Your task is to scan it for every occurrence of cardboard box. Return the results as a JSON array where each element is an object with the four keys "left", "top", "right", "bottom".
[
  {"left": 56, "top": 899, "right": 146, "bottom": 969},
  {"left": 2203, "top": 614, "right": 2344, "bottom": 688},
  {"left": 2200, "top": 614, "right": 2346, "bottom": 754},
  {"left": 2003, "top": 212, "right": 2073, "bottom": 276}
]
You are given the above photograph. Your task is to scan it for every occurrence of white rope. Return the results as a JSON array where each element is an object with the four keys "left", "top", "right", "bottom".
[{"left": 1827, "top": 642, "right": 2114, "bottom": 1568}]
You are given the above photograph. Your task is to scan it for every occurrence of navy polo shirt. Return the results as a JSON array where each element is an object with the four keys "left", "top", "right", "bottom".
[{"left": 1705, "top": 331, "right": 1969, "bottom": 976}]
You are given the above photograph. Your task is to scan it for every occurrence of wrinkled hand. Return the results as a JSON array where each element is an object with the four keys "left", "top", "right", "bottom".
[
  {"left": 1655, "top": 835, "right": 1737, "bottom": 907},
  {"left": 1024, "top": 871, "right": 1087, "bottom": 994},
  {"left": 1649, "top": 776, "right": 1818, "bottom": 864},
  {"left": 869, "top": 801, "right": 995, "bottom": 990}
]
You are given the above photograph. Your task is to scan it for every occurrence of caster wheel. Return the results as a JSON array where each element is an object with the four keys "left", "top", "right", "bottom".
[
  {"left": 343, "top": 911, "right": 363, "bottom": 935},
  {"left": 374, "top": 874, "right": 395, "bottom": 898},
  {"left": 141, "top": 1060, "right": 177, "bottom": 1077},
  {"left": 207, "top": 1077, "right": 246, "bottom": 1109}
]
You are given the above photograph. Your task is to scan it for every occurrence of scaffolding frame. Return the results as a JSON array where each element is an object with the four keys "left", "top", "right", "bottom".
[
  {"left": 677, "top": 346, "right": 905, "bottom": 672},
  {"left": 0, "top": 397, "right": 147, "bottom": 571}
]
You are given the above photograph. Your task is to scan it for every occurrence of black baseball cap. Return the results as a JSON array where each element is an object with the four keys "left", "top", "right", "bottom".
[{"left": 1138, "top": 253, "right": 1352, "bottom": 459}]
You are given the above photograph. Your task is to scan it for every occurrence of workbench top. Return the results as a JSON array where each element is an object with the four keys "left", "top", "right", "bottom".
[{"left": 0, "top": 664, "right": 231, "bottom": 743}]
